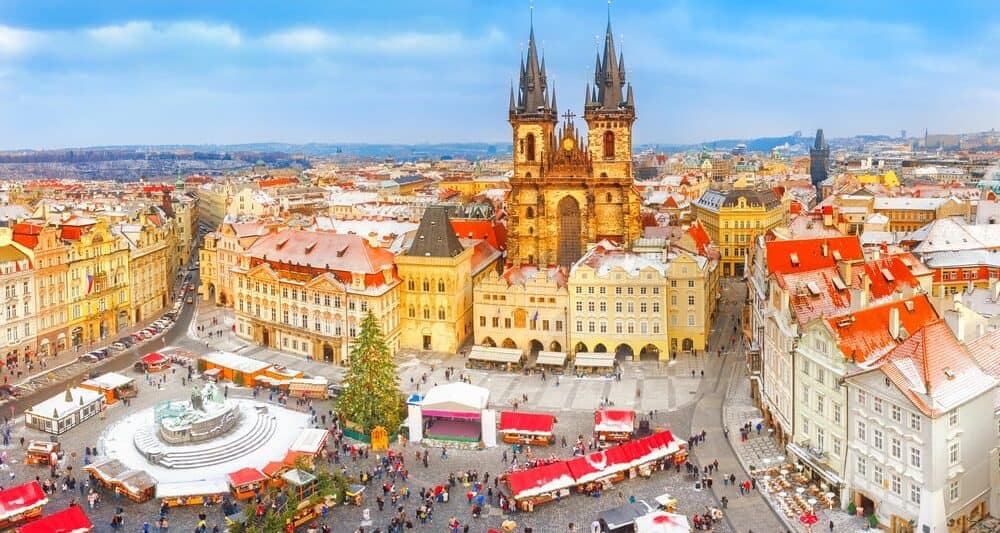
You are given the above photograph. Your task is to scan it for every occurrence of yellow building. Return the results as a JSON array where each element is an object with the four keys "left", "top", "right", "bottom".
[
  {"left": 396, "top": 206, "right": 500, "bottom": 353},
  {"left": 61, "top": 218, "right": 131, "bottom": 348},
  {"left": 567, "top": 242, "right": 668, "bottom": 360},
  {"left": 693, "top": 188, "right": 786, "bottom": 276},
  {"left": 664, "top": 250, "right": 716, "bottom": 353},
  {"left": 855, "top": 169, "right": 899, "bottom": 187},
  {"left": 200, "top": 221, "right": 274, "bottom": 306},
  {"left": 117, "top": 213, "right": 172, "bottom": 324},
  {"left": 13, "top": 223, "right": 69, "bottom": 358},
  {"left": 231, "top": 229, "right": 400, "bottom": 364},
  {"left": 473, "top": 266, "right": 569, "bottom": 356}
]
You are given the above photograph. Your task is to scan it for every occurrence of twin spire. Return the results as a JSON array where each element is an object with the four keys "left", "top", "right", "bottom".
[{"left": 511, "top": 13, "right": 632, "bottom": 118}]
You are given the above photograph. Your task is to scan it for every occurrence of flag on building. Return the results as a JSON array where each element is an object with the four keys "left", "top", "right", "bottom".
[{"left": 86, "top": 274, "right": 94, "bottom": 294}]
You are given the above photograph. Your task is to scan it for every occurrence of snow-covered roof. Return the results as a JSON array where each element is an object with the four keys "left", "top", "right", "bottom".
[
  {"left": 421, "top": 382, "right": 489, "bottom": 412},
  {"left": 27, "top": 387, "right": 103, "bottom": 420}
]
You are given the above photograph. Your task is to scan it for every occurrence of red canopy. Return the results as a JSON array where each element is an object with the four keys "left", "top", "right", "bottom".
[
  {"left": 141, "top": 352, "right": 166, "bottom": 365},
  {"left": 594, "top": 410, "right": 635, "bottom": 433},
  {"left": 261, "top": 461, "right": 288, "bottom": 477},
  {"left": 0, "top": 481, "right": 47, "bottom": 521},
  {"left": 15, "top": 505, "right": 92, "bottom": 533},
  {"left": 498, "top": 411, "right": 555, "bottom": 435},
  {"left": 505, "top": 461, "right": 574, "bottom": 500},
  {"left": 226, "top": 468, "right": 266, "bottom": 487}
]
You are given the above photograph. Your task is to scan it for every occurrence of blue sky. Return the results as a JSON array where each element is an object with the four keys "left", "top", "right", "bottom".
[{"left": 1, "top": 0, "right": 998, "bottom": 149}]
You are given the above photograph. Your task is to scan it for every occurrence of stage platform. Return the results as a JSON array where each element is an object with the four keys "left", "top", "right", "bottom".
[{"left": 424, "top": 418, "right": 481, "bottom": 443}]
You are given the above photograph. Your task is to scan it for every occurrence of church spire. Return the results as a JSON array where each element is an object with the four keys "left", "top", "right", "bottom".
[
  {"left": 589, "top": 14, "right": 627, "bottom": 112},
  {"left": 512, "top": 12, "right": 554, "bottom": 118}
]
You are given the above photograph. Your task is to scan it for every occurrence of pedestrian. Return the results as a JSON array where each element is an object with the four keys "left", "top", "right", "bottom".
[{"left": 829, "top": 520, "right": 834, "bottom": 532}]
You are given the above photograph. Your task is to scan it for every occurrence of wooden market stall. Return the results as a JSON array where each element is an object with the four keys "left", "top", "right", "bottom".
[
  {"left": 504, "top": 461, "right": 575, "bottom": 511},
  {"left": 573, "top": 353, "right": 616, "bottom": 376},
  {"left": 24, "top": 441, "right": 59, "bottom": 465},
  {"left": 200, "top": 351, "right": 272, "bottom": 386},
  {"left": 84, "top": 458, "right": 129, "bottom": 488},
  {"left": 498, "top": 411, "right": 556, "bottom": 445},
  {"left": 226, "top": 468, "right": 267, "bottom": 500},
  {"left": 140, "top": 352, "right": 170, "bottom": 373},
  {"left": 262, "top": 461, "right": 291, "bottom": 488},
  {"left": 116, "top": 469, "right": 157, "bottom": 502},
  {"left": 15, "top": 505, "right": 94, "bottom": 533},
  {"left": 157, "top": 480, "right": 228, "bottom": 507},
  {"left": 594, "top": 409, "right": 636, "bottom": 446},
  {"left": 281, "top": 469, "right": 317, "bottom": 500},
  {"left": 289, "top": 377, "right": 328, "bottom": 399},
  {"left": 0, "top": 481, "right": 48, "bottom": 530},
  {"left": 80, "top": 372, "right": 137, "bottom": 404},
  {"left": 283, "top": 428, "right": 329, "bottom": 468},
  {"left": 467, "top": 346, "right": 524, "bottom": 371},
  {"left": 533, "top": 351, "right": 567, "bottom": 373},
  {"left": 24, "top": 387, "right": 104, "bottom": 435}
]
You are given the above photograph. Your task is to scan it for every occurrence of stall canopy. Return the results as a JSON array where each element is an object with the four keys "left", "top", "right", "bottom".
[
  {"left": 574, "top": 353, "right": 615, "bottom": 368},
  {"left": 633, "top": 511, "right": 691, "bottom": 533},
  {"left": 420, "top": 383, "right": 489, "bottom": 417},
  {"left": 534, "top": 351, "right": 566, "bottom": 367},
  {"left": 84, "top": 458, "right": 129, "bottom": 485},
  {"left": 156, "top": 479, "right": 229, "bottom": 499},
  {"left": 505, "top": 461, "right": 575, "bottom": 500},
  {"left": 0, "top": 481, "right": 47, "bottom": 521},
  {"left": 498, "top": 412, "right": 555, "bottom": 436},
  {"left": 598, "top": 502, "right": 654, "bottom": 530},
  {"left": 117, "top": 470, "right": 157, "bottom": 494},
  {"left": 14, "top": 505, "right": 92, "bottom": 533},
  {"left": 594, "top": 410, "right": 636, "bottom": 433},
  {"left": 81, "top": 372, "right": 133, "bottom": 391},
  {"left": 469, "top": 346, "right": 523, "bottom": 364},
  {"left": 141, "top": 352, "right": 167, "bottom": 365},
  {"left": 226, "top": 468, "right": 266, "bottom": 487},
  {"left": 288, "top": 428, "right": 329, "bottom": 455}
]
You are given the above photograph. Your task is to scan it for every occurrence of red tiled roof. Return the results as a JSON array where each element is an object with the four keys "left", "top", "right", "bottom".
[
  {"left": 258, "top": 177, "right": 298, "bottom": 188},
  {"left": 686, "top": 220, "right": 712, "bottom": 256},
  {"left": 11, "top": 223, "right": 42, "bottom": 249},
  {"left": 858, "top": 254, "right": 922, "bottom": 299},
  {"left": 967, "top": 329, "right": 1000, "bottom": 379},
  {"left": 826, "top": 295, "right": 938, "bottom": 363},
  {"left": 860, "top": 320, "right": 996, "bottom": 417},
  {"left": 450, "top": 220, "right": 506, "bottom": 251},
  {"left": 247, "top": 229, "right": 395, "bottom": 275},
  {"left": 765, "top": 236, "right": 863, "bottom": 274},
  {"left": 775, "top": 267, "right": 854, "bottom": 324}
]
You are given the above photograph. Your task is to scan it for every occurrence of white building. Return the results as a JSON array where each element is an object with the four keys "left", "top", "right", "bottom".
[
  {"left": 0, "top": 239, "right": 37, "bottom": 363},
  {"left": 845, "top": 320, "right": 996, "bottom": 532}
]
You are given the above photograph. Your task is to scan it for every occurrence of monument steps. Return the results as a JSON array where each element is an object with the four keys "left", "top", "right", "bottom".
[{"left": 134, "top": 413, "right": 279, "bottom": 470}]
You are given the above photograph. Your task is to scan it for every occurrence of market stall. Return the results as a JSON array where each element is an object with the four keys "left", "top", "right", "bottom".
[
  {"left": 599, "top": 501, "right": 655, "bottom": 532},
  {"left": 25, "top": 387, "right": 104, "bottom": 435},
  {"left": 533, "top": 351, "right": 566, "bottom": 373},
  {"left": 467, "top": 346, "right": 524, "bottom": 371},
  {"left": 140, "top": 352, "right": 170, "bottom": 373},
  {"left": 498, "top": 411, "right": 555, "bottom": 445},
  {"left": 84, "top": 458, "right": 129, "bottom": 488},
  {"left": 408, "top": 382, "right": 496, "bottom": 447},
  {"left": 284, "top": 428, "right": 329, "bottom": 467},
  {"left": 25, "top": 441, "right": 59, "bottom": 465},
  {"left": 157, "top": 480, "right": 228, "bottom": 507},
  {"left": 594, "top": 409, "right": 635, "bottom": 445},
  {"left": 80, "top": 372, "right": 137, "bottom": 404},
  {"left": 262, "top": 461, "right": 291, "bottom": 488},
  {"left": 0, "top": 481, "right": 47, "bottom": 529},
  {"left": 282, "top": 469, "right": 317, "bottom": 500},
  {"left": 504, "top": 461, "right": 574, "bottom": 511},
  {"left": 573, "top": 353, "right": 615, "bottom": 375},
  {"left": 226, "top": 468, "right": 267, "bottom": 500},
  {"left": 201, "top": 367, "right": 222, "bottom": 382},
  {"left": 289, "top": 377, "right": 328, "bottom": 399},
  {"left": 14, "top": 505, "right": 93, "bottom": 533},
  {"left": 116, "top": 469, "right": 157, "bottom": 502},
  {"left": 200, "top": 352, "right": 272, "bottom": 386}
]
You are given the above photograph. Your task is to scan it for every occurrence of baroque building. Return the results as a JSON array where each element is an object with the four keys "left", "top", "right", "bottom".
[{"left": 505, "top": 20, "right": 642, "bottom": 268}]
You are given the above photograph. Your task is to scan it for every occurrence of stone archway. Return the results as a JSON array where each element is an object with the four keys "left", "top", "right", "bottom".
[
  {"left": 639, "top": 344, "right": 660, "bottom": 361},
  {"left": 615, "top": 343, "right": 634, "bottom": 361},
  {"left": 549, "top": 341, "right": 562, "bottom": 352},
  {"left": 481, "top": 337, "right": 496, "bottom": 347},
  {"left": 322, "top": 343, "right": 334, "bottom": 362},
  {"left": 594, "top": 343, "right": 608, "bottom": 353},
  {"left": 574, "top": 342, "right": 588, "bottom": 354},
  {"left": 682, "top": 338, "right": 694, "bottom": 351},
  {"left": 529, "top": 340, "right": 543, "bottom": 356},
  {"left": 557, "top": 196, "right": 582, "bottom": 267},
  {"left": 501, "top": 338, "right": 517, "bottom": 349}
]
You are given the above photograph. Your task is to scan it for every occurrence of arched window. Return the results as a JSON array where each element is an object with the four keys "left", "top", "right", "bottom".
[
  {"left": 438, "top": 307, "right": 446, "bottom": 320},
  {"left": 407, "top": 279, "right": 415, "bottom": 291},
  {"left": 525, "top": 206, "right": 535, "bottom": 219},
  {"left": 422, "top": 307, "right": 430, "bottom": 319},
  {"left": 437, "top": 279, "right": 445, "bottom": 292},
  {"left": 408, "top": 306, "right": 415, "bottom": 318},
  {"left": 606, "top": 192, "right": 612, "bottom": 202},
  {"left": 603, "top": 131, "right": 615, "bottom": 159},
  {"left": 421, "top": 279, "right": 430, "bottom": 292},
  {"left": 525, "top": 133, "right": 536, "bottom": 162}
]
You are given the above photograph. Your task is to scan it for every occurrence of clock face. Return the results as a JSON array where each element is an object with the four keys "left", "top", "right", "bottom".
[{"left": 562, "top": 138, "right": 575, "bottom": 151}]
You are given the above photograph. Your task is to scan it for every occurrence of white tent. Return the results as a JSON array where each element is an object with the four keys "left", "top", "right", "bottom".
[
  {"left": 420, "top": 382, "right": 489, "bottom": 413},
  {"left": 633, "top": 511, "right": 691, "bottom": 533}
]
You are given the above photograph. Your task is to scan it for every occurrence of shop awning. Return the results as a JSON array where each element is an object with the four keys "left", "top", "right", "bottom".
[
  {"left": 534, "top": 351, "right": 566, "bottom": 367},
  {"left": 226, "top": 468, "right": 266, "bottom": 487},
  {"left": 141, "top": 352, "right": 167, "bottom": 365},
  {"left": 498, "top": 411, "right": 555, "bottom": 436},
  {"left": 14, "top": 505, "right": 92, "bottom": 533},
  {"left": 594, "top": 409, "right": 635, "bottom": 433},
  {"left": 469, "top": 346, "right": 523, "bottom": 363},
  {"left": 574, "top": 353, "right": 615, "bottom": 368},
  {"left": 84, "top": 458, "right": 129, "bottom": 484},
  {"left": 0, "top": 481, "right": 47, "bottom": 521},
  {"left": 786, "top": 443, "right": 845, "bottom": 486},
  {"left": 505, "top": 461, "right": 574, "bottom": 500}
]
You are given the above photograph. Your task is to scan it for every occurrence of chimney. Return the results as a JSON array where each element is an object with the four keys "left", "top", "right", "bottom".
[
  {"left": 821, "top": 242, "right": 829, "bottom": 257},
  {"left": 837, "top": 260, "right": 852, "bottom": 286},
  {"left": 889, "top": 306, "right": 901, "bottom": 339},
  {"left": 955, "top": 309, "right": 965, "bottom": 343}
]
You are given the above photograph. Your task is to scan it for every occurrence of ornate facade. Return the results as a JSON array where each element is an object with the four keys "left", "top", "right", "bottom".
[{"left": 506, "top": 21, "right": 642, "bottom": 268}]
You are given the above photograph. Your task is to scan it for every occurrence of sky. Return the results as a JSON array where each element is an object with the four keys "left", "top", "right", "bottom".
[{"left": 1, "top": 0, "right": 999, "bottom": 149}]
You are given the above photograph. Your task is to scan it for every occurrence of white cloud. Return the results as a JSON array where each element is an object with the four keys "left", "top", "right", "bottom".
[
  {"left": 0, "top": 25, "right": 44, "bottom": 57},
  {"left": 86, "top": 21, "right": 153, "bottom": 47},
  {"left": 85, "top": 20, "right": 241, "bottom": 49},
  {"left": 259, "top": 26, "right": 505, "bottom": 56},
  {"left": 262, "top": 28, "right": 341, "bottom": 51}
]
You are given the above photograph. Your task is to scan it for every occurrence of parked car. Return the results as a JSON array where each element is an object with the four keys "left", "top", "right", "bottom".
[
  {"left": 110, "top": 342, "right": 127, "bottom": 352},
  {"left": 186, "top": 297, "right": 194, "bottom": 304},
  {"left": 79, "top": 352, "right": 101, "bottom": 363}
]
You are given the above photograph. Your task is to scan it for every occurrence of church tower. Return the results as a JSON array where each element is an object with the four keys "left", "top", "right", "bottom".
[
  {"left": 584, "top": 19, "right": 635, "bottom": 179},
  {"left": 810, "top": 128, "right": 830, "bottom": 200},
  {"left": 506, "top": 16, "right": 641, "bottom": 268}
]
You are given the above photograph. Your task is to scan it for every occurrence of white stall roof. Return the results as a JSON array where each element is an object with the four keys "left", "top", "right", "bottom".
[
  {"left": 82, "top": 372, "right": 134, "bottom": 390},
  {"left": 28, "top": 387, "right": 103, "bottom": 420},
  {"left": 469, "top": 346, "right": 523, "bottom": 363},
  {"left": 200, "top": 351, "right": 271, "bottom": 374},
  {"left": 421, "top": 382, "right": 489, "bottom": 411},
  {"left": 535, "top": 351, "right": 566, "bottom": 366},
  {"left": 574, "top": 353, "right": 615, "bottom": 368},
  {"left": 288, "top": 428, "right": 329, "bottom": 454}
]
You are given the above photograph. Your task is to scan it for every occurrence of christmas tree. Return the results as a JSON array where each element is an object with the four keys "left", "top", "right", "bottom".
[{"left": 336, "top": 310, "right": 402, "bottom": 433}]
